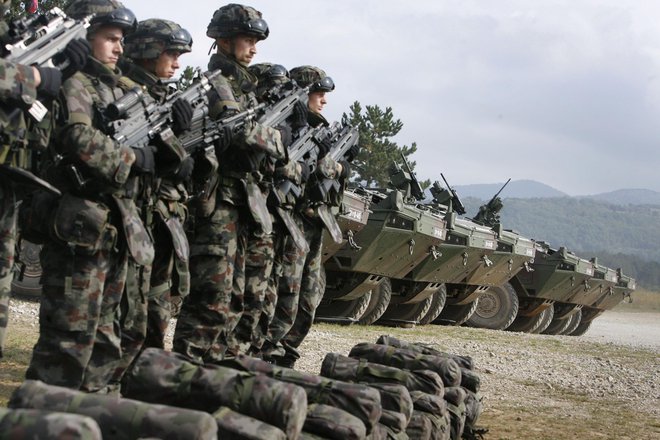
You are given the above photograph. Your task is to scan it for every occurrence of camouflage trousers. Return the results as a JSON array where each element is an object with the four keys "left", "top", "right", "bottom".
[
  {"left": 227, "top": 222, "right": 274, "bottom": 356},
  {"left": 0, "top": 407, "right": 102, "bottom": 439},
  {"left": 278, "top": 218, "right": 325, "bottom": 365},
  {"left": 0, "top": 178, "right": 17, "bottom": 358},
  {"left": 26, "top": 226, "right": 129, "bottom": 392},
  {"left": 144, "top": 208, "right": 189, "bottom": 350},
  {"left": 173, "top": 201, "right": 247, "bottom": 363},
  {"left": 260, "top": 213, "right": 307, "bottom": 359},
  {"left": 110, "top": 258, "right": 150, "bottom": 388}
]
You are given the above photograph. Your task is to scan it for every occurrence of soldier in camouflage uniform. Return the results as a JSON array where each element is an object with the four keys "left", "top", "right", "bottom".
[
  {"left": 0, "top": 0, "right": 89, "bottom": 359},
  {"left": 173, "top": 3, "right": 287, "bottom": 362},
  {"left": 24, "top": 0, "right": 152, "bottom": 392},
  {"left": 262, "top": 66, "right": 351, "bottom": 367},
  {"left": 245, "top": 62, "right": 309, "bottom": 356},
  {"left": 111, "top": 19, "right": 193, "bottom": 381}
]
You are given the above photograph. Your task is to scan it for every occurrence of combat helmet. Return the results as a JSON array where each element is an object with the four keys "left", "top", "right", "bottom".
[
  {"left": 65, "top": 0, "right": 137, "bottom": 35},
  {"left": 249, "top": 63, "right": 289, "bottom": 85},
  {"left": 124, "top": 19, "right": 193, "bottom": 60},
  {"left": 206, "top": 3, "right": 269, "bottom": 41},
  {"left": 290, "top": 65, "right": 335, "bottom": 93}
]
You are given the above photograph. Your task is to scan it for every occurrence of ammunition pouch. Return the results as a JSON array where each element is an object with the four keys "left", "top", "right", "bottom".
[
  {"left": 18, "top": 190, "right": 58, "bottom": 244},
  {"left": 191, "top": 173, "right": 219, "bottom": 219},
  {"left": 52, "top": 194, "right": 114, "bottom": 253}
]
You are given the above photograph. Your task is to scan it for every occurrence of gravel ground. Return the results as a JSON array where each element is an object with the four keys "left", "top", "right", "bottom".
[{"left": 7, "top": 298, "right": 660, "bottom": 437}]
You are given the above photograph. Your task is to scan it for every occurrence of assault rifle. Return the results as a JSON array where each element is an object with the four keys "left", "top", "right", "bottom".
[
  {"left": 2, "top": 7, "right": 91, "bottom": 68},
  {"left": 307, "top": 123, "right": 359, "bottom": 205},
  {"left": 104, "top": 70, "right": 222, "bottom": 164}
]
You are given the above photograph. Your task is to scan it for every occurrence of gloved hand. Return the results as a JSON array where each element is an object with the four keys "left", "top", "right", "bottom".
[
  {"left": 35, "top": 66, "right": 62, "bottom": 99},
  {"left": 54, "top": 38, "right": 91, "bottom": 79},
  {"left": 289, "top": 100, "right": 308, "bottom": 131},
  {"left": 339, "top": 160, "right": 351, "bottom": 180},
  {"left": 172, "top": 98, "right": 193, "bottom": 135},
  {"left": 346, "top": 143, "right": 360, "bottom": 162},
  {"left": 316, "top": 136, "right": 332, "bottom": 159},
  {"left": 132, "top": 146, "right": 156, "bottom": 174},
  {"left": 299, "top": 161, "right": 310, "bottom": 182},
  {"left": 173, "top": 156, "right": 194, "bottom": 183},
  {"left": 278, "top": 124, "right": 292, "bottom": 147}
]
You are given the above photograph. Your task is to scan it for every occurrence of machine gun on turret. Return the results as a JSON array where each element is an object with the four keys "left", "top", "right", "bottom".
[
  {"left": 472, "top": 178, "right": 510, "bottom": 227},
  {"left": 429, "top": 174, "right": 466, "bottom": 215},
  {"left": 388, "top": 153, "right": 425, "bottom": 202}
]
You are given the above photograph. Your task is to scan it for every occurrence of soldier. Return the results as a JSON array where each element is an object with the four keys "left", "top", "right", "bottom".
[
  {"left": 24, "top": 0, "right": 150, "bottom": 392},
  {"left": 0, "top": 0, "right": 90, "bottom": 359},
  {"left": 112, "top": 19, "right": 193, "bottom": 377},
  {"left": 173, "top": 3, "right": 286, "bottom": 362},
  {"left": 262, "top": 66, "right": 352, "bottom": 367}
]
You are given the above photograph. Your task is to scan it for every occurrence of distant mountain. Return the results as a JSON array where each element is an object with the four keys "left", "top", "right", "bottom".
[
  {"left": 454, "top": 180, "right": 567, "bottom": 200},
  {"left": 582, "top": 189, "right": 660, "bottom": 206}
]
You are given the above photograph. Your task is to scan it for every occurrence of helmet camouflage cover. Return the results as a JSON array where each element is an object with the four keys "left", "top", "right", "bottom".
[
  {"left": 290, "top": 65, "right": 335, "bottom": 93},
  {"left": 206, "top": 3, "right": 269, "bottom": 41},
  {"left": 124, "top": 19, "right": 193, "bottom": 60},
  {"left": 65, "top": 0, "right": 138, "bottom": 35}
]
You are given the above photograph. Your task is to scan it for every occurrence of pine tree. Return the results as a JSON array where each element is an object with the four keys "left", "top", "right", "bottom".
[{"left": 342, "top": 101, "right": 428, "bottom": 189}]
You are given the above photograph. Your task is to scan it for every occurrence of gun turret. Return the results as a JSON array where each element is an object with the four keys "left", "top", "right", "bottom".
[
  {"left": 393, "top": 153, "right": 425, "bottom": 201},
  {"left": 472, "top": 178, "right": 510, "bottom": 227},
  {"left": 438, "top": 173, "right": 466, "bottom": 215}
]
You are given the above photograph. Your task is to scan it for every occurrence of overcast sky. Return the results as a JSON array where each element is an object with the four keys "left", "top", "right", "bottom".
[{"left": 125, "top": 0, "right": 660, "bottom": 195}]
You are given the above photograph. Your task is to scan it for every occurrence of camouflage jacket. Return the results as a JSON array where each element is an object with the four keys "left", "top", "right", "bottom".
[
  {"left": 208, "top": 53, "right": 284, "bottom": 205},
  {"left": 45, "top": 57, "right": 153, "bottom": 265}
]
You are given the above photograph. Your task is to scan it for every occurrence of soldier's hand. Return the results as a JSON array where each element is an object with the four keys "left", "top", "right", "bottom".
[
  {"left": 172, "top": 98, "right": 193, "bottom": 134},
  {"left": 173, "top": 156, "right": 194, "bottom": 183},
  {"left": 278, "top": 124, "right": 292, "bottom": 147},
  {"left": 346, "top": 143, "right": 360, "bottom": 162},
  {"left": 131, "top": 146, "right": 156, "bottom": 174},
  {"left": 300, "top": 161, "right": 311, "bottom": 182},
  {"left": 35, "top": 66, "right": 62, "bottom": 99},
  {"left": 316, "top": 136, "right": 332, "bottom": 159},
  {"left": 290, "top": 100, "right": 308, "bottom": 131},
  {"left": 55, "top": 38, "right": 91, "bottom": 79},
  {"left": 338, "top": 160, "right": 351, "bottom": 179}
]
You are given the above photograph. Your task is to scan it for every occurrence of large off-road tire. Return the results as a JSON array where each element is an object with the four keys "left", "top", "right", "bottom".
[
  {"left": 568, "top": 318, "right": 593, "bottom": 336},
  {"left": 560, "top": 309, "right": 583, "bottom": 336},
  {"left": 358, "top": 277, "right": 392, "bottom": 325},
  {"left": 433, "top": 299, "right": 479, "bottom": 326},
  {"left": 507, "top": 309, "right": 546, "bottom": 333},
  {"left": 378, "top": 294, "right": 434, "bottom": 324},
  {"left": 11, "top": 240, "right": 43, "bottom": 299},
  {"left": 418, "top": 285, "right": 448, "bottom": 325},
  {"left": 542, "top": 310, "right": 574, "bottom": 335},
  {"left": 531, "top": 305, "right": 555, "bottom": 334},
  {"left": 316, "top": 292, "right": 372, "bottom": 320},
  {"left": 465, "top": 283, "right": 519, "bottom": 330}
]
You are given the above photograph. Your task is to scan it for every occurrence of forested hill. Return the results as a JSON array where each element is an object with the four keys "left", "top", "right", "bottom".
[{"left": 461, "top": 197, "right": 660, "bottom": 287}]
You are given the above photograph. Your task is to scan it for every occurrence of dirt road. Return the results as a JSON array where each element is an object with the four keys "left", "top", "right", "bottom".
[{"left": 582, "top": 310, "right": 660, "bottom": 349}]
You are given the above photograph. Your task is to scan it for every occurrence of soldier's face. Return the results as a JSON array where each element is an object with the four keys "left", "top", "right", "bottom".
[
  {"left": 218, "top": 35, "right": 258, "bottom": 66},
  {"left": 308, "top": 91, "right": 327, "bottom": 114},
  {"left": 154, "top": 50, "right": 182, "bottom": 79},
  {"left": 89, "top": 26, "right": 124, "bottom": 69}
]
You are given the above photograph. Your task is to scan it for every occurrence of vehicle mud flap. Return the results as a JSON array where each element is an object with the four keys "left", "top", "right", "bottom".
[
  {"left": 245, "top": 180, "right": 273, "bottom": 234},
  {"left": 316, "top": 205, "right": 342, "bottom": 244},
  {"left": 275, "top": 207, "right": 309, "bottom": 253}
]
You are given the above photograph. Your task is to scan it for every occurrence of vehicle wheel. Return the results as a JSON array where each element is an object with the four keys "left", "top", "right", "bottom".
[
  {"left": 507, "top": 309, "right": 546, "bottom": 333},
  {"left": 358, "top": 277, "right": 392, "bottom": 325},
  {"left": 316, "top": 291, "right": 372, "bottom": 320},
  {"left": 465, "top": 283, "right": 519, "bottom": 330},
  {"left": 531, "top": 305, "right": 555, "bottom": 334},
  {"left": 378, "top": 294, "right": 434, "bottom": 324},
  {"left": 418, "top": 285, "right": 447, "bottom": 325},
  {"left": 11, "top": 240, "right": 43, "bottom": 299},
  {"left": 433, "top": 299, "right": 479, "bottom": 326},
  {"left": 560, "top": 309, "right": 582, "bottom": 335},
  {"left": 542, "top": 310, "right": 574, "bottom": 335},
  {"left": 568, "top": 319, "right": 593, "bottom": 336}
]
